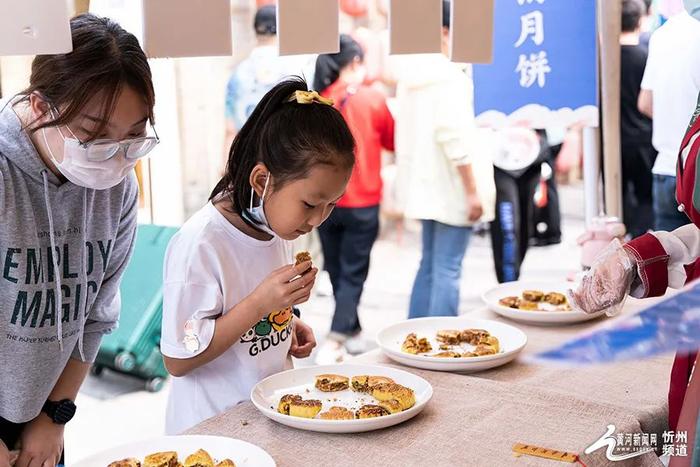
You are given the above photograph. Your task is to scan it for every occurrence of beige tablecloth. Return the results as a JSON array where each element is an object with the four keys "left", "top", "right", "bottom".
[{"left": 188, "top": 302, "right": 674, "bottom": 467}]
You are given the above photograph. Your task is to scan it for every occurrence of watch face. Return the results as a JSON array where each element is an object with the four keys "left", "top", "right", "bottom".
[{"left": 54, "top": 400, "right": 76, "bottom": 424}]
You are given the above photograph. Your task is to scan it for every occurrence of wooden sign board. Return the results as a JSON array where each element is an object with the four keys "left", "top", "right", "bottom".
[
  {"left": 142, "top": 0, "right": 232, "bottom": 58},
  {"left": 278, "top": 0, "right": 340, "bottom": 56},
  {"left": 450, "top": 0, "right": 494, "bottom": 63},
  {"left": 0, "top": 0, "right": 72, "bottom": 55},
  {"left": 389, "top": 0, "right": 442, "bottom": 55}
]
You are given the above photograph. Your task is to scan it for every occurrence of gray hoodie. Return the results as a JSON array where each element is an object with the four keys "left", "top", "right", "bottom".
[{"left": 0, "top": 100, "right": 138, "bottom": 423}]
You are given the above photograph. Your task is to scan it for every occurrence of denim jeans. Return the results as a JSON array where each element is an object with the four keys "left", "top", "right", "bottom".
[
  {"left": 408, "top": 220, "right": 472, "bottom": 318},
  {"left": 653, "top": 174, "right": 690, "bottom": 232},
  {"left": 318, "top": 206, "right": 380, "bottom": 336}
]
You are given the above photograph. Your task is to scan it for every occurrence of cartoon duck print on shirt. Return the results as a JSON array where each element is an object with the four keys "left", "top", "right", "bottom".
[{"left": 239, "top": 306, "right": 294, "bottom": 356}]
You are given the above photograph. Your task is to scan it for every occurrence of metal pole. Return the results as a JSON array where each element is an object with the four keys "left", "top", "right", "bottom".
[
  {"left": 597, "top": 0, "right": 623, "bottom": 219},
  {"left": 582, "top": 126, "right": 601, "bottom": 227}
]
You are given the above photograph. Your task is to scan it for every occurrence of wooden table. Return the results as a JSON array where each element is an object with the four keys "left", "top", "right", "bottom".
[{"left": 188, "top": 302, "right": 673, "bottom": 466}]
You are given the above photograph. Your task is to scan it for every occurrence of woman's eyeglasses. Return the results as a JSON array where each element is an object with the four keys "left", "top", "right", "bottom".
[{"left": 67, "top": 122, "right": 160, "bottom": 162}]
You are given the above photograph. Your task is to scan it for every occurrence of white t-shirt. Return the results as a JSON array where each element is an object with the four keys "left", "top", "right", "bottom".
[
  {"left": 161, "top": 203, "right": 295, "bottom": 434},
  {"left": 641, "top": 12, "right": 700, "bottom": 176}
]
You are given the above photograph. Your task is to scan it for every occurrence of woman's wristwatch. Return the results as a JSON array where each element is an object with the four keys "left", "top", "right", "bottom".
[{"left": 41, "top": 399, "right": 76, "bottom": 425}]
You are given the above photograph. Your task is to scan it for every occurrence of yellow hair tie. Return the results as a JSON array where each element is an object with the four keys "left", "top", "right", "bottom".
[{"left": 288, "top": 90, "right": 334, "bottom": 106}]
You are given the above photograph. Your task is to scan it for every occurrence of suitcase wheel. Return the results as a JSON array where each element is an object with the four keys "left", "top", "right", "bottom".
[
  {"left": 115, "top": 352, "right": 136, "bottom": 372},
  {"left": 146, "top": 377, "right": 166, "bottom": 393}
]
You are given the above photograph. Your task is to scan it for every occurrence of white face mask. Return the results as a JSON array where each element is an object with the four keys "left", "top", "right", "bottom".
[
  {"left": 685, "top": 0, "right": 700, "bottom": 21},
  {"left": 242, "top": 174, "right": 276, "bottom": 236},
  {"left": 41, "top": 115, "right": 138, "bottom": 190}
]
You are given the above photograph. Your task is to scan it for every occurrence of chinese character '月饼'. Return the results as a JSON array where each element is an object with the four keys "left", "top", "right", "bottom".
[
  {"left": 515, "top": 51, "right": 551, "bottom": 88},
  {"left": 515, "top": 11, "right": 545, "bottom": 47}
]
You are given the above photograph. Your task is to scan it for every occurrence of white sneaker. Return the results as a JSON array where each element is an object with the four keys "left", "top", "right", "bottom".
[
  {"left": 315, "top": 271, "right": 333, "bottom": 297},
  {"left": 344, "top": 335, "right": 374, "bottom": 355},
  {"left": 314, "top": 338, "right": 349, "bottom": 365}
]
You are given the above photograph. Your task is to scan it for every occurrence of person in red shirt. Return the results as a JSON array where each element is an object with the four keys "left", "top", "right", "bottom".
[
  {"left": 571, "top": 97, "right": 700, "bottom": 462},
  {"left": 313, "top": 35, "right": 395, "bottom": 363}
]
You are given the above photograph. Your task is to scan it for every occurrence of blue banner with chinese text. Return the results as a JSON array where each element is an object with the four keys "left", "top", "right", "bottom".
[{"left": 473, "top": 0, "right": 598, "bottom": 128}]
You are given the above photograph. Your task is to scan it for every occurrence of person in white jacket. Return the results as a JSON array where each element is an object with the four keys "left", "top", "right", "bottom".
[{"left": 395, "top": 0, "right": 490, "bottom": 318}]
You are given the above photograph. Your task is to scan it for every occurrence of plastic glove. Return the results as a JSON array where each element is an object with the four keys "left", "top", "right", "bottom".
[{"left": 568, "top": 238, "right": 637, "bottom": 316}]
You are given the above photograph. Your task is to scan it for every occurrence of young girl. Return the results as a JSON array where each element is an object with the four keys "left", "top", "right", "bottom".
[
  {"left": 161, "top": 78, "right": 355, "bottom": 434},
  {"left": 0, "top": 14, "right": 155, "bottom": 467}
]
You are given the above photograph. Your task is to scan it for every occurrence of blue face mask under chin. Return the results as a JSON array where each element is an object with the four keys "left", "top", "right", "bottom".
[{"left": 242, "top": 174, "right": 276, "bottom": 236}]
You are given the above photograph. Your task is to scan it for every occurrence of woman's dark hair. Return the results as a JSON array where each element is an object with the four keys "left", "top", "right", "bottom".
[
  {"left": 210, "top": 77, "right": 355, "bottom": 222},
  {"left": 622, "top": 0, "right": 644, "bottom": 32},
  {"left": 19, "top": 13, "right": 155, "bottom": 140},
  {"left": 313, "top": 34, "right": 364, "bottom": 93}
]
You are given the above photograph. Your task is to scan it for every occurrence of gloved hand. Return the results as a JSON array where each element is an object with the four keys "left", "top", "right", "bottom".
[{"left": 568, "top": 239, "right": 637, "bottom": 316}]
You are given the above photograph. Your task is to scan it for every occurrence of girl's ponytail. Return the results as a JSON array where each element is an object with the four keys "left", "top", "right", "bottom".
[{"left": 210, "top": 77, "right": 355, "bottom": 221}]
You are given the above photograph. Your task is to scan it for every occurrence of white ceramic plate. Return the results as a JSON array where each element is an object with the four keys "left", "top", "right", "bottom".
[
  {"left": 377, "top": 317, "right": 527, "bottom": 372},
  {"left": 482, "top": 281, "right": 607, "bottom": 325},
  {"left": 250, "top": 364, "right": 432, "bottom": 433},
  {"left": 72, "top": 435, "right": 275, "bottom": 467}
]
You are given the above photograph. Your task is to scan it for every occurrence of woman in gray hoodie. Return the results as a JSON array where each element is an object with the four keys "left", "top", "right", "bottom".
[{"left": 0, "top": 14, "right": 157, "bottom": 467}]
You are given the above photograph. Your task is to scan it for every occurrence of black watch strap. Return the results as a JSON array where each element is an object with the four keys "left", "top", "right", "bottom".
[
  {"left": 292, "top": 306, "right": 301, "bottom": 318},
  {"left": 42, "top": 399, "right": 76, "bottom": 425}
]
